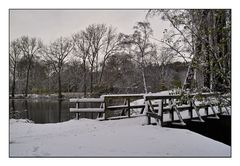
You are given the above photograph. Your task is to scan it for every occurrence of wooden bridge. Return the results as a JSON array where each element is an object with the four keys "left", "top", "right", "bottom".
[
  {"left": 69, "top": 92, "right": 230, "bottom": 126},
  {"left": 144, "top": 92, "right": 230, "bottom": 126}
]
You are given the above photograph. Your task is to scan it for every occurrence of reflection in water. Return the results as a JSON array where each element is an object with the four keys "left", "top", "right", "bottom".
[
  {"left": 9, "top": 99, "right": 75, "bottom": 124},
  {"left": 10, "top": 97, "right": 135, "bottom": 124},
  {"left": 58, "top": 99, "right": 62, "bottom": 123},
  {"left": 10, "top": 98, "right": 139, "bottom": 124},
  {"left": 10, "top": 99, "right": 16, "bottom": 119},
  {"left": 9, "top": 99, "right": 104, "bottom": 124},
  {"left": 24, "top": 100, "right": 29, "bottom": 120}
]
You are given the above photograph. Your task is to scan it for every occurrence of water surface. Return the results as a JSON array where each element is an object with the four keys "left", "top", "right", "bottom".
[{"left": 9, "top": 98, "right": 105, "bottom": 123}]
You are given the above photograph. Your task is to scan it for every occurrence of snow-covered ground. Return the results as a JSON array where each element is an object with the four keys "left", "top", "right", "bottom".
[{"left": 10, "top": 116, "right": 230, "bottom": 157}]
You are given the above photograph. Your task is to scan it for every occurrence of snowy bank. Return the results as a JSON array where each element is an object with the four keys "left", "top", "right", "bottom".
[{"left": 10, "top": 116, "right": 230, "bottom": 157}]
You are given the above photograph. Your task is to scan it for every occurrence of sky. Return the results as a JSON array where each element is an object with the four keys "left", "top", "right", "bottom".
[{"left": 9, "top": 9, "right": 170, "bottom": 44}]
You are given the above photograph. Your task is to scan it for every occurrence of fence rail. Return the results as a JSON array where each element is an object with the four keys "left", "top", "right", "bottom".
[{"left": 69, "top": 92, "right": 230, "bottom": 124}]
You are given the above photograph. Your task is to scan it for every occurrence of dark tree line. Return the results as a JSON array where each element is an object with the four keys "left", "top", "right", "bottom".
[{"left": 9, "top": 10, "right": 231, "bottom": 98}]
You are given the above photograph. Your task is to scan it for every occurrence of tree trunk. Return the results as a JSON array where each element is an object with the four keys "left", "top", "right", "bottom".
[
  {"left": 204, "top": 11, "right": 212, "bottom": 89},
  {"left": 58, "top": 99, "right": 62, "bottom": 122},
  {"left": 99, "top": 58, "right": 106, "bottom": 84},
  {"left": 58, "top": 71, "right": 62, "bottom": 98},
  {"left": 96, "top": 53, "right": 99, "bottom": 76},
  {"left": 83, "top": 59, "right": 87, "bottom": 97},
  {"left": 90, "top": 66, "right": 93, "bottom": 96},
  {"left": 11, "top": 99, "right": 16, "bottom": 118},
  {"left": 142, "top": 68, "right": 148, "bottom": 93},
  {"left": 11, "top": 64, "right": 16, "bottom": 98},
  {"left": 24, "top": 100, "right": 29, "bottom": 119},
  {"left": 209, "top": 60, "right": 213, "bottom": 90},
  {"left": 25, "top": 63, "right": 31, "bottom": 97}
]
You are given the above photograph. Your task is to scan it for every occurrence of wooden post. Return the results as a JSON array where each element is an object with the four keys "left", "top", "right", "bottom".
[
  {"left": 148, "top": 100, "right": 155, "bottom": 112},
  {"left": 192, "top": 101, "right": 204, "bottom": 122},
  {"left": 218, "top": 104, "right": 223, "bottom": 114},
  {"left": 205, "top": 107, "right": 209, "bottom": 116},
  {"left": 160, "top": 100, "right": 164, "bottom": 126},
  {"left": 218, "top": 98, "right": 223, "bottom": 114},
  {"left": 147, "top": 114, "right": 151, "bottom": 125},
  {"left": 104, "top": 98, "right": 108, "bottom": 120},
  {"left": 144, "top": 97, "right": 149, "bottom": 125},
  {"left": 170, "top": 108, "right": 174, "bottom": 122},
  {"left": 164, "top": 99, "right": 167, "bottom": 105},
  {"left": 127, "top": 98, "right": 130, "bottom": 118},
  {"left": 189, "top": 100, "right": 193, "bottom": 119},
  {"left": 173, "top": 106, "right": 186, "bottom": 125},
  {"left": 210, "top": 104, "right": 219, "bottom": 119},
  {"left": 195, "top": 108, "right": 204, "bottom": 122},
  {"left": 157, "top": 100, "right": 163, "bottom": 126},
  {"left": 121, "top": 98, "right": 127, "bottom": 116},
  {"left": 76, "top": 102, "right": 80, "bottom": 120},
  {"left": 224, "top": 106, "right": 230, "bottom": 115},
  {"left": 204, "top": 98, "right": 209, "bottom": 116},
  {"left": 143, "top": 97, "right": 148, "bottom": 113},
  {"left": 140, "top": 107, "right": 145, "bottom": 114},
  {"left": 169, "top": 99, "right": 174, "bottom": 122},
  {"left": 98, "top": 102, "right": 104, "bottom": 118}
]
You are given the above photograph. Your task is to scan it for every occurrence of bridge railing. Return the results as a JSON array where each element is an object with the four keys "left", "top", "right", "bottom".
[
  {"left": 144, "top": 92, "right": 229, "bottom": 126},
  {"left": 69, "top": 92, "right": 230, "bottom": 122},
  {"left": 69, "top": 94, "right": 145, "bottom": 120},
  {"left": 69, "top": 97, "right": 105, "bottom": 119}
]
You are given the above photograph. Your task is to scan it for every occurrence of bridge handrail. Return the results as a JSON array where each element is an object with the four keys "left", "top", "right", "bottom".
[
  {"left": 144, "top": 92, "right": 219, "bottom": 101},
  {"left": 69, "top": 98, "right": 104, "bottom": 103}
]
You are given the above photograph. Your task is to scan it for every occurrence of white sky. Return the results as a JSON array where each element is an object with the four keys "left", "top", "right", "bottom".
[{"left": 9, "top": 9, "right": 170, "bottom": 44}]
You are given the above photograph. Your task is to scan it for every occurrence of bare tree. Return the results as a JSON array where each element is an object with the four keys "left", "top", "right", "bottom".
[
  {"left": 84, "top": 24, "right": 107, "bottom": 96},
  {"left": 19, "top": 36, "right": 43, "bottom": 97},
  {"left": 9, "top": 39, "right": 21, "bottom": 97},
  {"left": 44, "top": 37, "right": 74, "bottom": 98},
  {"left": 72, "top": 31, "right": 91, "bottom": 97},
  {"left": 99, "top": 26, "right": 121, "bottom": 83},
  {"left": 124, "top": 21, "right": 155, "bottom": 93}
]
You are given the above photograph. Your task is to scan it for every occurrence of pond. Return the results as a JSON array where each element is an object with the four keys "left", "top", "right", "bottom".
[{"left": 9, "top": 99, "right": 101, "bottom": 124}]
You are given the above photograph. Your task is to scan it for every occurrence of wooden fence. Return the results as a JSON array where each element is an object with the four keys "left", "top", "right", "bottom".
[{"left": 69, "top": 92, "right": 230, "bottom": 124}]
